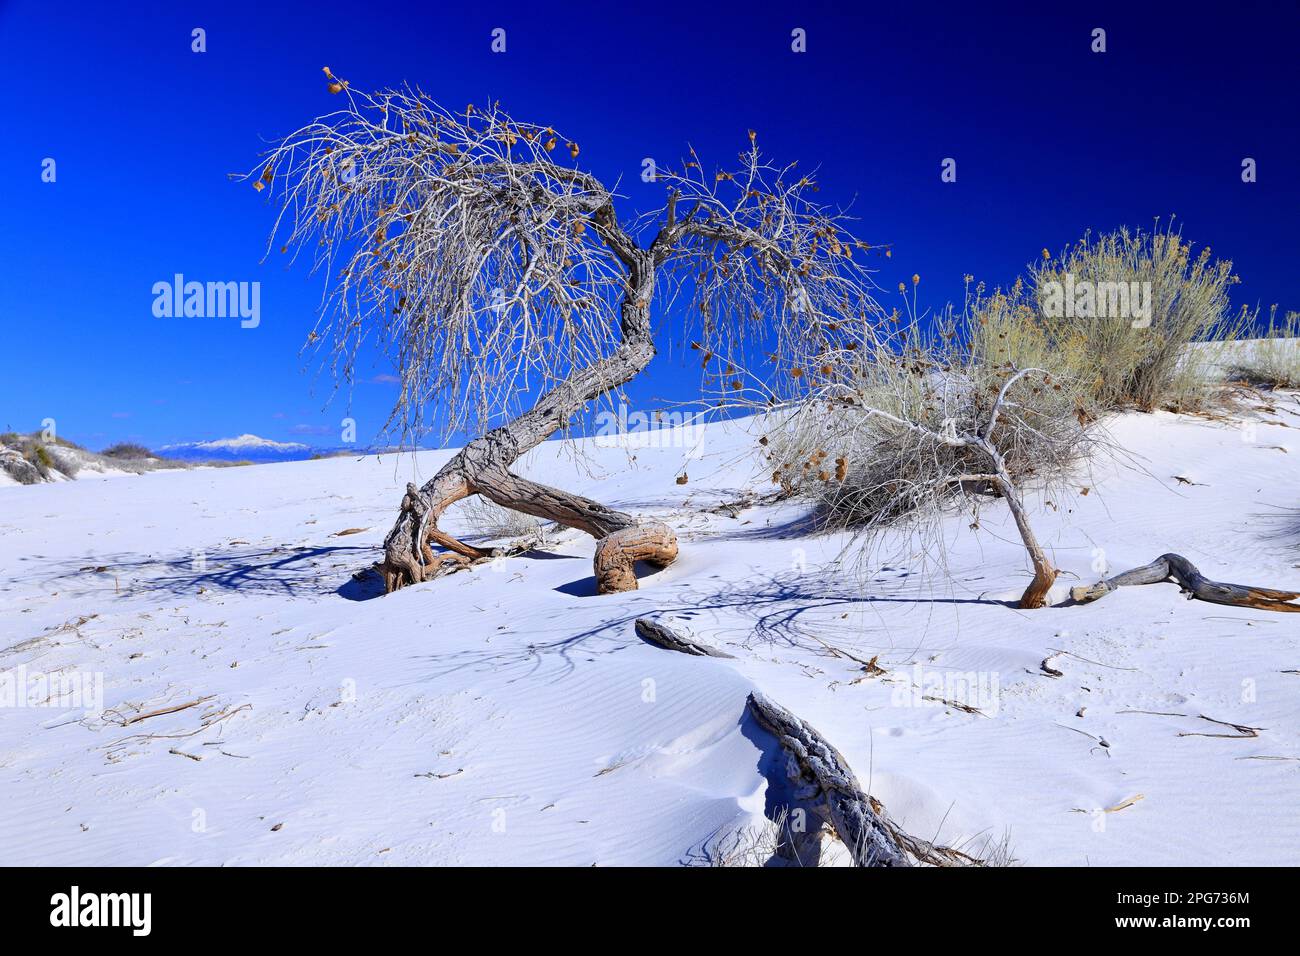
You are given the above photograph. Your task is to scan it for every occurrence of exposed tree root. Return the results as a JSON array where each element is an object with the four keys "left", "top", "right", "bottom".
[
  {"left": 634, "top": 616, "right": 733, "bottom": 658},
  {"left": 746, "top": 691, "right": 910, "bottom": 867},
  {"left": 594, "top": 523, "right": 679, "bottom": 593},
  {"left": 1071, "top": 553, "right": 1300, "bottom": 612}
]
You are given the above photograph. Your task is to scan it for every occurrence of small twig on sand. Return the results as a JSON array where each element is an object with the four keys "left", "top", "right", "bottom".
[
  {"left": 922, "top": 694, "right": 988, "bottom": 717},
  {"left": 116, "top": 696, "right": 215, "bottom": 727},
  {"left": 1117, "top": 710, "right": 1263, "bottom": 739},
  {"left": 1072, "top": 794, "right": 1143, "bottom": 814}
]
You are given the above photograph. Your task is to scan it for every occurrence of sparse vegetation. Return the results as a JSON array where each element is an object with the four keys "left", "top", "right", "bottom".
[
  {"left": 1229, "top": 308, "right": 1300, "bottom": 389},
  {"left": 0, "top": 432, "right": 193, "bottom": 483},
  {"left": 754, "top": 222, "right": 1259, "bottom": 605},
  {"left": 1018, "top": 223, "right": 1246, "bottom": 411},
  {"left": 102, "top": 442, "right": 154, "bottom": 459},
  {"left": 761, "top": 305, "right": 1101, "bottom": 604},
  {"left": 456, "top": 496, "right": 551, "bottom": 545},
  {"left": 29, "top": 443, "right": 54, "bottom": 470}
]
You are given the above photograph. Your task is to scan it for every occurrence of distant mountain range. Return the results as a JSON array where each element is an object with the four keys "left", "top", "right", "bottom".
[{"left": 159, "top": 434, "right": 336, "bottom": 463}]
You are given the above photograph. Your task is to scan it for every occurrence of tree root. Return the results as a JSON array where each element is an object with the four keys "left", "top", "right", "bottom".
[
  {"left": 594, "top": 522, "right": 678, "bottom": 593},
  {"left": 634, "top": 616, "right": 733, "bottom": 657},
  {"left": 746, "top": 691, "right": 910, "bottom": 867},
  {"left": 1071, "top": 553, "right": 1300, "bottom": 612}
]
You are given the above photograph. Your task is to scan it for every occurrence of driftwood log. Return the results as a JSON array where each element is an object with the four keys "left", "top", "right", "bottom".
[
  {"left": 746, "top": 692, "right": 909, "bottom": 867},
  {"left": 634, "top": 617, "right": 734, "bottom": 658},
  {"left": 1071, "top": 553, "right": 1300, "bottom": 612}
]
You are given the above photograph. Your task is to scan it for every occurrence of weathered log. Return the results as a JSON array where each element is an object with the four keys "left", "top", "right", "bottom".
[
  {"left": 634, "top": 617, "right": 733, "bottom": 658},
  {"left": 1071, "top": 553, "right": 1300, "bottom": 612},
  {"left": 746, "top": 692, "right": 910, "bottom": 867}
]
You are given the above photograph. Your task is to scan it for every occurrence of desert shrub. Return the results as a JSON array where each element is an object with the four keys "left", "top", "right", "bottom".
[
  {"left": 764, "top": 314, "right": 1098, "bottom": 540},
  {"left": 1230, "top": 308, "right": 1300, "bottom": 389},
  {"left": 101, "top": 442, "right": 154, "bottom": 459},
  {"left": 1016, "top": 223, "right": 1246, "bottom": 411},
  {"left": 455, "top": 496, "right": 549, "bottom": 543},
  {"left": 27, "top": 443, "right": 54, "bottom": 471}
]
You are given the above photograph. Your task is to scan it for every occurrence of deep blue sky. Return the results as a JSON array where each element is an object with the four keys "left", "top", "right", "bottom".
[{"left": 2, "top": 1, "right": 1297, "bottom": 451}]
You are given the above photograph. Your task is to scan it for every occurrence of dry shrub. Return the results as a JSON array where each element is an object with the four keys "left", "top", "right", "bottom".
[
  {"left": 101, "top": 442, "right": 154, "bottom": 459},
  {"left": 455, "top": 496, "right": 549, "bottom": 544},
  {"left": 753, "top": 222, "right": 1243, "bottom": 555},
  {"left": 763, "top": 315, "right": 1098, "bottom": 538},
  {"left": 1016, "top": 223, "right": 1247, "bottom": 411},
  {"left": 1229, "top": 308, "right": 1300, "bottom": 389}
]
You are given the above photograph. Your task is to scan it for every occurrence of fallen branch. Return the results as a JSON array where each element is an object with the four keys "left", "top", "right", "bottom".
[
  {"left": 634, "top": 617, "right": 734, "bottom": 658},
  {"left": 745, "top": 692, "right": 909, "bottom": 867},
  {"left": 1071, "top": 553, "right": 1300, "bottom": 612},
  {"left": 115, "top": 696, "right": 215, "bottom": 727}
]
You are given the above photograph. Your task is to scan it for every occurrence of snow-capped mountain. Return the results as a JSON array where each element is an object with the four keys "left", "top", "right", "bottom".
[{"left": 159, "top": 434, "right": 318, "bottom": 463}]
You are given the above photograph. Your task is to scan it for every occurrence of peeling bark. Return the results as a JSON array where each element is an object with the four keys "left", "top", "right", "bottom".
[{"left": 1071, "top": 553, "right": 1300, "bottom": 611}]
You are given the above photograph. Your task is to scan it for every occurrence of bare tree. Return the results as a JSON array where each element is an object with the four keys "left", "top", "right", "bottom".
[{"left": 248, "top": 77, "right": 889, "bottom": 593}]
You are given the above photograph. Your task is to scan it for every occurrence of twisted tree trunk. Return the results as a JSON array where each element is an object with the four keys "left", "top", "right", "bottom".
[{"left": 377, "top": 249, "right": 678, "bottom": 594}]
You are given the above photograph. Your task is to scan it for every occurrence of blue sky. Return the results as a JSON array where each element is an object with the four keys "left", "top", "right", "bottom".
[{"left": 1, "top": 1, "right": 1297, "bottom": 451}]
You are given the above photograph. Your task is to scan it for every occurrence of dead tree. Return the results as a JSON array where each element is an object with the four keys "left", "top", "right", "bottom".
[{"left": 248, "top": 78, "right": 888, "bottom": 593}]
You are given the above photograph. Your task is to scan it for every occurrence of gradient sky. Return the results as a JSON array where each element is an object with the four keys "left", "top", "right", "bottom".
[{"left": 2, "top": 1, "right": 1297, "bottom": 451}]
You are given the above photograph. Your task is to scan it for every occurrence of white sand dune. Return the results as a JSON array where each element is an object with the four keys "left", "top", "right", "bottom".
[{"left": 1, "top": 397, "right": 1297, "bottom": 865}]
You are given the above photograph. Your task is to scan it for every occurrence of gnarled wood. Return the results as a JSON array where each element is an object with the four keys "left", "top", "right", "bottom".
[
  {"left": 634, "top": 617, "right": 733, "bottom": 658},
  {"left": 377, "top": 253, "right": 678, "bottom": 595},
  {"left": 594, "top": 523, "right": 678, "bottom": 593},
  {"left": 746, "top": 692, "right": 910, "bottom": 867},
  {"left": 1071, "top": 553, "right": 1300, "bottom": 611}
]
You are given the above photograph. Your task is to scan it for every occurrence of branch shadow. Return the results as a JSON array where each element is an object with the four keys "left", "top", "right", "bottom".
[
  {"left": 31, "top": 544, "right": 376, "bottom": 601},
  {"left": 405, "top": 565, "right": 1012, "bottom": 689}
]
